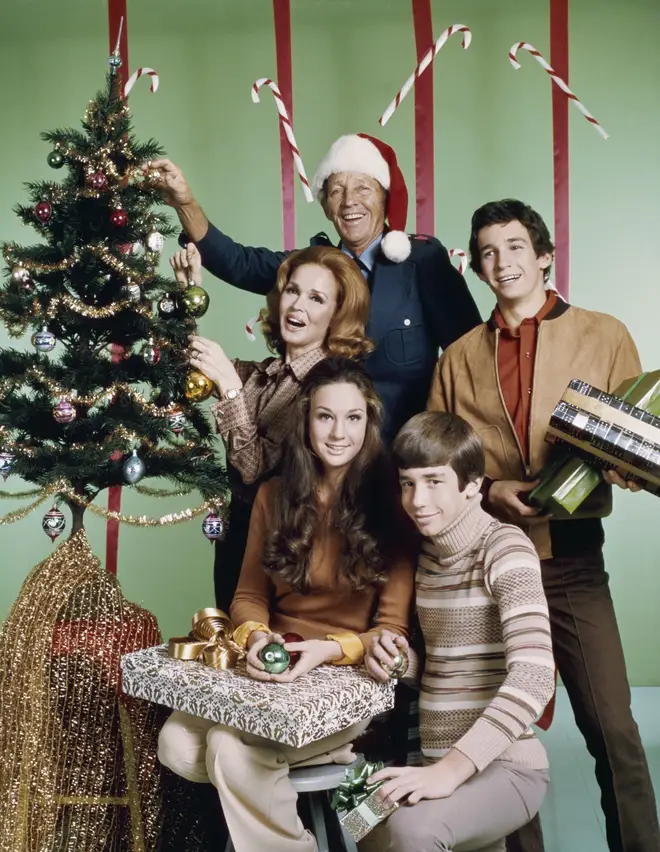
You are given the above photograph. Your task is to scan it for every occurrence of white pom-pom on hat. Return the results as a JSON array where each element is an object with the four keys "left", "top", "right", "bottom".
[{"left": 381, "top": 230, "right": 412, "bottom": 262}]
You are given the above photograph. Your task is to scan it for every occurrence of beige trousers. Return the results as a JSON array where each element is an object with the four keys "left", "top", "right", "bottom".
[
  {"left": 359, "top": 760, "right": 549, "bottom": 852},
  {"left": 158, "top": 710, "right": 369, "bottom": 852}
]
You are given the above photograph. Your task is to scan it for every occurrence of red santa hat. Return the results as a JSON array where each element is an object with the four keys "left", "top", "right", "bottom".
[{"left": 311, "top": 133, "right": 411, "bottom": 263}]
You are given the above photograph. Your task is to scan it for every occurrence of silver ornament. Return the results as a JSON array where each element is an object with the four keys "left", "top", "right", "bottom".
[
  {"left": 202, "top": 511, "right": 225, "bottom": 541},
  {"left": 167, "top": 407, "right": 187, "bottom": 435},
  {"left": 32, "top": 326, "right": 56, "bottom": 353},
  {"left": 146, "top": 229, "right": 164, "bottom": 253},
  {"left": 0, "top": 452, "right": 14, "bottom": 481},
  {"left": 121, "top": 281, "right": 141, "bottom": 302},
  {"left": 53, "top": 400, "right": 76, "bottom": 424},
  {"left": 42, "top": 506, "right": 66, "bottom": 541},
  {"left": 158, "top": 293, "right": 178, "bottom": 316},
  {"left": 142, "top": 338, "right": 160, "bottom": 366},
  {"left": 123, "top": 449, "right": 146, "bottom": 484},
  {"left": 11, "top": 266, "right": 31, "bottom": 285}
]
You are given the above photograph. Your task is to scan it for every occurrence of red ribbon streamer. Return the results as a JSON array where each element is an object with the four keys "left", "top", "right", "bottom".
[
  {"left": 272, "top": 0, "right": 296, "bottom": 250},
  {"left": 550, "top": 0, "right": 570, "bottom": 300},
  {"left": 106, "top": 0, "right": 129, "bottom": 575},
  {"left": 411, "top": 0, "right": 435, "bottom": 236}
]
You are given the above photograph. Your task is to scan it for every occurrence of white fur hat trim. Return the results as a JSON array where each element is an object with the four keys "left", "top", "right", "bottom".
[{"left": 312, "top": 135, "right": 390, "bottom": 198}]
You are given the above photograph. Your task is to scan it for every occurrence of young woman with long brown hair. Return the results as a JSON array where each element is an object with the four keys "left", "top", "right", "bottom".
[
  {"left": 171, "top": 244, "right": 373, "bottom": 611},
  {"left": 158, "top": 357, "right": 415, "bottom": 852}
]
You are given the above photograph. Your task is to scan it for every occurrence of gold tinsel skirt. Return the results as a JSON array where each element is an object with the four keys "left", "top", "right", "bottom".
[{"left": 0, "top": 530, "right": 218, "bottom": 851}]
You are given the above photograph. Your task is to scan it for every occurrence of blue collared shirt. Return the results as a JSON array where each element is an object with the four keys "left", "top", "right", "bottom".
[{"left": 340, "top": 233, "right": 383, "bottom": 278}]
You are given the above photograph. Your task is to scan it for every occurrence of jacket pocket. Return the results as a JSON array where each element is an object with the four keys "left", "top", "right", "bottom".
[{"left": 384, "top": 324, "right": 425, "bottom": 366}]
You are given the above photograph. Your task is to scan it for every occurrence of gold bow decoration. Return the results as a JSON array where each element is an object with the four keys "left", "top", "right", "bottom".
[{"left": 167, "top": 608, "right": 245, "bottom": 671}]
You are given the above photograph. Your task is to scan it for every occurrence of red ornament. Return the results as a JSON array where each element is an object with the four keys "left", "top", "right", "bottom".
[
  {"left": 116, "top": 242, "right": 134, "bottom": 255},
  {"left": 110, "top": 208, "right": 128, "bottom": 227},
  {"left": 89, "top": 171, "right": 108, "bottom": 190},
  {"left": 35, "top": 200, "right": 52, "bottom": 223},
  {"left": 282, "top": 632, "right": 304, "bottom": 666}
]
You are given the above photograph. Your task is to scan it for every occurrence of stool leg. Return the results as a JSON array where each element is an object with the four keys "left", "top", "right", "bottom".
[{"left": 308, "top": 792, "right": 330, "bottom": 852}]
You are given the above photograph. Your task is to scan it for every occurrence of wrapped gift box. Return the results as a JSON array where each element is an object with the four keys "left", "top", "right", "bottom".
[
  {"left": 339, "top": 788, "right": 397, "bottom": 842},
  {"left": 120, "top": 644, "right": 395, "bottom": 748},
  {"left": 531, "top": 371, "right": 660, "bottom": 514}
]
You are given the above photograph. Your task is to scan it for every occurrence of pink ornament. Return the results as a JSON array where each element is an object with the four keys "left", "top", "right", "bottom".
[{"left": 53, "top": 400, "right": 76, "bottom": 424}]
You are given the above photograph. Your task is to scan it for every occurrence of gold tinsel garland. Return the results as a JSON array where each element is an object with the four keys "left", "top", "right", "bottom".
[
  {"left": 0, "top": 478, "right": 224, "bottom": 527},
  {"left": 0, "top": 370, "right": 182, "bottom": 415},
  {"left": 46, "top": 292, "right": 153, "bottom": 320}
]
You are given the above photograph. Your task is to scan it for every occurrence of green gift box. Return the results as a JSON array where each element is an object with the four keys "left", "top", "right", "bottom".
[
  {"left": 531, "top": 370, "right": 660, "bottom": 516},
  {"left": 331, "top": 759, "right": 398, "bottom": 842}
]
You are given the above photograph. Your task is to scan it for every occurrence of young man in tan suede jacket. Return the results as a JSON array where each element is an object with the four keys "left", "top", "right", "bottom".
[{"left": 427, "top": 199, "right": 659, "bottom": 852}]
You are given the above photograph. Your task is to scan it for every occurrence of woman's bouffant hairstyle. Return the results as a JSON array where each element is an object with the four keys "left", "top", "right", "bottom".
[
  {"left": 259, "top": 246, "right": 374, "bottom": 360},
  {"left": 263, "top": 357, "right": 404, "bottom": 592}
]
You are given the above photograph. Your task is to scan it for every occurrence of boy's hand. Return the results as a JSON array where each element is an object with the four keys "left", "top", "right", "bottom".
[
  {"left": 369, "top": 750, "right": 475, "bottom": 806},
  {"left": 488, "top": 479, "right": 546, "bottom": 524},
  {"left": 365, "top": 630, "right": 409, "bottom": 683},
  {"left": 603, "top": 469, "right": 642, "bottom": 492}
]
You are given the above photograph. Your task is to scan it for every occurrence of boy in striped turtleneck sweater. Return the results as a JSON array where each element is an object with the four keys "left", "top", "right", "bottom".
[{"left": 362, "top": 412, "right": 555, "bottom": 852}]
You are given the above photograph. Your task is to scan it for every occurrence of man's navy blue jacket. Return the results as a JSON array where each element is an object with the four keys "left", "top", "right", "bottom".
[{"left": 187, "top": 223, "right": 482, "bottom": 442}]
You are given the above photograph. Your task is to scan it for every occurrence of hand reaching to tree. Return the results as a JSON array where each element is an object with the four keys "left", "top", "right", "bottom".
[{"left": 170, "top": 243, "right": 202, "bottom": 288}]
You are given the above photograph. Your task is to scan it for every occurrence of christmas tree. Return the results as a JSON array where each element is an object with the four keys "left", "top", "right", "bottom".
[{"left": 0, "top": 59, "right": 228, "bottom": 543}]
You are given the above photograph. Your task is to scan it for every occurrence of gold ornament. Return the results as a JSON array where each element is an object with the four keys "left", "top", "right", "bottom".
[{"left": 185, "top": 370, "right": 214, "bottom": 402}]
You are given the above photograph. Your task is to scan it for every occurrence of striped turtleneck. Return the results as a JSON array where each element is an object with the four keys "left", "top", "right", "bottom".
[{"left": 416, "top": 496, "right": 555, "bottom": 771}]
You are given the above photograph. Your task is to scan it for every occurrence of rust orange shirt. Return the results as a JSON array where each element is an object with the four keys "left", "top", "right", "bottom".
[{"left": 493, "top": 290, "right": 558, "bottom": 461}]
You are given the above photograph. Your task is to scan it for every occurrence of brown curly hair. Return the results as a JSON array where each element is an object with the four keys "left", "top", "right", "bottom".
[
  {"left": 263, "top": 357, "right": 406, "bottom": 593},
  {"left": 259, "top": 246, "right": 373, "bottom": 360}
]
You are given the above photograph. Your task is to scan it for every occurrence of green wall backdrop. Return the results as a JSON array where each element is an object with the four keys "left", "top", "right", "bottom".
[{"left": 1, "top": 0, "right": 658, "bottom": 682}]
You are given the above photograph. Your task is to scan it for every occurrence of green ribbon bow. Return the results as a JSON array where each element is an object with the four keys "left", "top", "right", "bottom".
[{"left": 331, "top": 759, "right": 384, "bottom": 812}]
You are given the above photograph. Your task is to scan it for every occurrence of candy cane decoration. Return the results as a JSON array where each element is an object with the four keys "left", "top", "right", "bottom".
[
  {"left": 124, "top": 68, "right": 160, "bottom": 98},
  {"left": 251, "top": 78, "right": 314, "bottom": 203},
  {"left": 509, "top": 43, "right": 608, "bottom": 139},
  {"left": 245, "top": 316, "right": 260, "bottom": 342},
  {"left": 449, "top": 249, "right": 467, "bottom": 276},
  {"left": 379, "top": 25, "right": 471, "bottom": 126}
]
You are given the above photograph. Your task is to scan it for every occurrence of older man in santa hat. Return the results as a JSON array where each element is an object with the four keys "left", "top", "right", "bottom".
[{"left": 149, "top": 134, "right": 481, "bottom": 443}]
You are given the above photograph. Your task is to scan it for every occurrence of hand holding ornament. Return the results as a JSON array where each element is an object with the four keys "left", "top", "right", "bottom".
[
  {"left": 268, "top": 638, "right": 343, "bottom": 684},
  {"left": 365, "top": 629, "right": 409, "bottom": 684},
  {"left": 144, "top": 158, "right": 194, "bottom": 209},
  {"left": 245, "top": 631, "right": 284, "bottom": 682},
  {"left": 188, "top": 335, "right": 242, "bottom": 398},
  {"left": 170, "top": 242, "right": 202, "bottom": 288}
]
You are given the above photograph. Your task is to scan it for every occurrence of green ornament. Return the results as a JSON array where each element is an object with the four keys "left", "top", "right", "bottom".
[
  {"left": 181, "top": 283, "right": 210, "bottom": 318},
  {"left": 259, "top": 643, "right": 290, "bottom": 674},
  {"left": 47, "top": 151, "right": 64, "bottom": 169}
]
